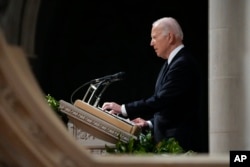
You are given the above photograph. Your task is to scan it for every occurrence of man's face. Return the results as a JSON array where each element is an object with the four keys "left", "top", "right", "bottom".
[{"left": 150, "top": 26, "right": 170, "bottom": 59}]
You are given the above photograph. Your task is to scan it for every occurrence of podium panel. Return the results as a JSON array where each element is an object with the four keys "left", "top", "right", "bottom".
[{"left": 59, "top": 100, "right": 141, "bottom": 144}]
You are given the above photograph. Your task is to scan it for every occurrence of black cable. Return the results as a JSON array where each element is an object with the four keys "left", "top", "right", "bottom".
[{"left": 70, "top": 81, "right": 91, "bottom": 104}]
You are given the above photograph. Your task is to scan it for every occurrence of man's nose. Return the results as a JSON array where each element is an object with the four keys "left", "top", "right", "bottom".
[{"left": 150, "top": 40, "right": 154, "bottom": 46}]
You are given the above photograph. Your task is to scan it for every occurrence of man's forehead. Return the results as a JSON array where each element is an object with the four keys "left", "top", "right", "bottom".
[{"left": 151, "top": 26, "right": 162, "bottom": 35}]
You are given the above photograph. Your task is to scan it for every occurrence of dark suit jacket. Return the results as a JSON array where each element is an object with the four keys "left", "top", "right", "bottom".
[{"left": 125, "top": 47, "right": 202, "bottom": 151}]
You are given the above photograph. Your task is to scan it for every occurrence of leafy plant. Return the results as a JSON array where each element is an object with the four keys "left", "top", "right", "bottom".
[
  {"left": 105, "top": 131, "right": 195, "bottom": 154},
  {"left": 45, "top": 94, "right": 68, "bottom": 125},
  {"left": 45, "top": 94, "right": 60, "bottom": 113}
]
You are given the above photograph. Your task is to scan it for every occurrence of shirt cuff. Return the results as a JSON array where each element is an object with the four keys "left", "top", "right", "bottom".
[
  {"left": 146, "top": 120, "right": 153, "bottom": 129},
  {"left": 121, "top": 104, "right": 128, "bottom": 117}
]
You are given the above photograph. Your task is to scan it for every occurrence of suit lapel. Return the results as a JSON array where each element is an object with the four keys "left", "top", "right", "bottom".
[{"left": 155, "top": 47, "right": 185, "bottom": 92}]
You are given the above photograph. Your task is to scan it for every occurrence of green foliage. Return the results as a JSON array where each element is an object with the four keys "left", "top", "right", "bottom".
[
  {"left": 45, "top": 94, "right": 68, "bottom": 125},
  {"left": 45, "top": 94, "right": 61, "bottom": 114},
  {"left": 105, "top": 131, "right": 194, "bottom": 154},
  {"left": 154, "top": 137, "right": 184, "bottom": 154}
]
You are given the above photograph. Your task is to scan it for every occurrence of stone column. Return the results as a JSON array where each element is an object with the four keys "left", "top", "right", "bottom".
[{"left": 209, "top": 0, "right": 245, "bottom": 153}]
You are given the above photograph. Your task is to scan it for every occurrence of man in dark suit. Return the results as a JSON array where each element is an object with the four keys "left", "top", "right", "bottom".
[{"left": 102, "top": 17, "right": 202, "bottom": 152}]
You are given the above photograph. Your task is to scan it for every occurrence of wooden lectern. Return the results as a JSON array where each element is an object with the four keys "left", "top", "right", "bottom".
[{"left": 59, "top": 99, "right": 141, "bottom": 144}]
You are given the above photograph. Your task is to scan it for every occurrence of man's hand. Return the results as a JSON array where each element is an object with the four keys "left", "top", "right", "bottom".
[
  {"left": 132, "top": 117, "right": 148, "bottom": 128},
  {"left": 102, "top": 102, "right": 122, "bottom": 115}
]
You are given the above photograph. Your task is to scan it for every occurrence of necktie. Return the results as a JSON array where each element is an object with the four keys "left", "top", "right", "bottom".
[{"left": 155, "top": 61, "right": 168, "bottom": 91}]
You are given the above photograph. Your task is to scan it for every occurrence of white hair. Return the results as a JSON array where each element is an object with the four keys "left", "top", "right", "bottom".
[{"left": 152, "top": 17, "right": 183, "bottom": 40}]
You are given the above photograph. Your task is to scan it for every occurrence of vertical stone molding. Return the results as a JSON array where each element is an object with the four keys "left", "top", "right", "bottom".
[
  {"left": 209, "top": 0, "right": 247, "bottom": 152},
  {"left": 0, "top": 0, "right": 40, "bottom": 57}
]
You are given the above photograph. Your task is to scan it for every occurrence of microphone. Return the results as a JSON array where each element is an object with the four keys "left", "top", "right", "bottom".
[{"left": 91, "top": 72, "right": 126, "bottom": 83}]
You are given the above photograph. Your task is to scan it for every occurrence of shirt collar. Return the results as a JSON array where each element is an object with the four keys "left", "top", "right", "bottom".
[{"left": 168, "top": 44, "right": 184, "bottom": 65}]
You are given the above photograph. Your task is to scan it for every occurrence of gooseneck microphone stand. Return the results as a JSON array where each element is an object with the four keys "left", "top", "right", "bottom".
[
  {"left": 82, "top": 79, "right": 112, "bottom": 107},
  {"left": 70, "top": 72, "right": 125, "bottom": 106}
]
